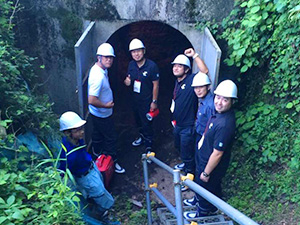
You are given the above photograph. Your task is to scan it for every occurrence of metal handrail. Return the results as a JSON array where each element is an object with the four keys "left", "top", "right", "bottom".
[{"left": 142, "top": 153, "right": 260, "bottom": 225}]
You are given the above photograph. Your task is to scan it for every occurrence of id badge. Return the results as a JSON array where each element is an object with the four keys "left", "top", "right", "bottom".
[
  {"left": 198, "top": 135, "right": 205, "bottom": 150},
  {"left": 133, "top": 80, "right": 141, "bottom": 93},
  {"left": 170, "top": 99, "right": 175, "bottom": 113}
]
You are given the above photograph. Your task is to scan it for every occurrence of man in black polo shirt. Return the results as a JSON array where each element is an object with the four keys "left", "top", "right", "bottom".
[
  {"left": 124, "top": 38, "right": 159, "bottom": 152},
  {"left": 171, "top": 48, "right": 208, "bottom": 177},
  {"left": 184, "top": 79, "right": 238, "bottom": 218}
]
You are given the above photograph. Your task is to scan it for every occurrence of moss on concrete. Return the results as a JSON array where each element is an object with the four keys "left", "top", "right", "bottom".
[
  {"left": 86, "top": 0, "right": 120, "bottom": 21},
  {"left": 48, "top": 7, "right": 82, "bottom": 60},
  {"left": 185, "top": 0, "right": 198, "bottom": 21}
]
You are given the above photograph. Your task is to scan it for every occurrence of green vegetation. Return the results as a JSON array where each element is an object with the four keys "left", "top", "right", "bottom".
[
  {"left": 0, "top": 154, "right": 85, "bottom": 225},
  {"left": 0, "top": 1, "right": 85, "bottom": 224},
  {"left": 47, "top": 7, "right": 83, "bottom": 60},
  {"left": 2, "top": 0, "right": 300, "bottom": 224},
  {"left": 205, "top": 0, "right": 300, "bottom": 223},
  {"left": 113, "top": 194, "right": 158, "bottom": 224},
  {"left": 0, "top": 2, "right": 57, "bottom": 136}
]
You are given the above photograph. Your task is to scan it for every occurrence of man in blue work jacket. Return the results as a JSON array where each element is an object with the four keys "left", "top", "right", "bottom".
[
  {"left": 184, "top": 72, "right": 215, "bottom": 205},
  {"left": 171, "top": 48, "right": 208, "bottom": 180},
  {"left": 184, "top": 80, "right": 238, "bottom": 218},
  {"left": 124, "top": 38, "right": 159, "bottom": 153},
  {"left": 58, "top": 111, "right": 114, "bottom": 218}
]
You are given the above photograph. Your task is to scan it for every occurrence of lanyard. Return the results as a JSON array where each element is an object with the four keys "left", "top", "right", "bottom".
[
  {"left": 136, "top": 66, "right": 141, "bottom": 81},
  {"left": 203, "top": 115, "right": 214, "bottom": 135},
  {"left": 173, "top": 81, "right": 183, "bottom": 99}
]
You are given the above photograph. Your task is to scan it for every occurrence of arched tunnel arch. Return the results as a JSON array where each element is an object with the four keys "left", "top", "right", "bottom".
[
  {"left": 106, "top": 21, "right": 194, "bottom": 136},
  {"left": 76, "top": 20, "right": 221, "bottom": 181},
  {"left": 75, "top": 19, "right": 221, "bottom": 194}
]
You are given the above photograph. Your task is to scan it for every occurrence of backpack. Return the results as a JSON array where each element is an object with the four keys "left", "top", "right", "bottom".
[{"left": 95, "top": 154, "right": 114, "bottom": 189}]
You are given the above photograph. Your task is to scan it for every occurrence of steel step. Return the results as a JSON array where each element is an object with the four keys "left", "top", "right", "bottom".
[{"left": 157, "top": 207, "right": 234, "bottom": 225}]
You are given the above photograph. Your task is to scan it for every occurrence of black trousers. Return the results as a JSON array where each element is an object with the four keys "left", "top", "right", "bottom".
[
  {"left": 91, "top": 114, "right": 118, "bottom": 162},
  {"left": 133, "top": 101, "right": 153, "bottom": 149},
  {"left": 194, "top": 163, "right": 227, "bottom": 213},
  {"left": 173, "top": 125, "right": 195, "bottom": 174}
]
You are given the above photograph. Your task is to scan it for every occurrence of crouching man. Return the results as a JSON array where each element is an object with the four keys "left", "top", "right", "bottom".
[
  {"left": 58, "top": 111, "right": 114, "bottom": 217},
  {"left": 184, "top": 80, "right": 238, "bottom": 218}
]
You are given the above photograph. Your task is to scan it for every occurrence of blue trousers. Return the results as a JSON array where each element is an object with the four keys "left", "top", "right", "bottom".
[
  {"left": 75, "top": 163, "right": 114, "bottom": 213},
  {"left": 173, "top": 125, "right": 195, "bottom": 174}
]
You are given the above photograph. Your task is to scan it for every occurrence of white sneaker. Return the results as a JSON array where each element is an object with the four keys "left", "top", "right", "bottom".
[
  {"left": 115, "top": 163, "right": 125, "bottom": 174},
  {"left": 174, "top": 162, "right": 185, "bottom": 170},
  {"left": 181, "top": 185, "right": 189, "bottom": 192},
  {"left": 132, "top": 137, "right": 143, "bottom": 147},
  {"left": 183, "top": 196, "right": 197, "bottom": 206},
  {"left": 184, "top": 209, "right": 218, "bottom": 219},
  {"left": 183, "top": 211, "right": 198, "bottom": 219}
]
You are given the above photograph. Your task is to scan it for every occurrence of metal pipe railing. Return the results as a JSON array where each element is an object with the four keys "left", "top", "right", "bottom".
[
  {"left": 151, "top": 187, "right": 189, "bottom": 225},
  {"left": 173, "top": 170, "right": 184, "bottom": 225},
  {"left": 143, "top": 153, "right": 260, "bottom": 225},
  {"left": 142, "top": 154, "right": 153, "bottom": 225},
  {"left": 184, "top": 179, "right": 259, "bottom": 225}
]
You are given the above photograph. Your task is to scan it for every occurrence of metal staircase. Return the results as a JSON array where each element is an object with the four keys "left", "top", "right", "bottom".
[
  {"left": 143, "top": 153, "right": 259, "bottom": 225},
  {"left": 157, "top": 206, "right": 234, "bottom": 225}
]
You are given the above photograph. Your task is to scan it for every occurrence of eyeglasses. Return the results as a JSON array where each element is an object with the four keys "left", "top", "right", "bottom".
[{"left": 71, "top": 126, "right": 84, "bottom": 133}]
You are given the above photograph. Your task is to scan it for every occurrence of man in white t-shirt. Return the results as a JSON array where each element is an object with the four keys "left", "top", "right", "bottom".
[{"left": 88, "top": 43, "right": 125, "bottom": 174}]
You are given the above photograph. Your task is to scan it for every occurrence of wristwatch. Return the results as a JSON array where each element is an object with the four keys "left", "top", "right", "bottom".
[
  {"left": 152, "top": 100, "right": 157, "bottom": 104},
  {"left": 202, "top": 171, "right": 210, "bottom": 177}
]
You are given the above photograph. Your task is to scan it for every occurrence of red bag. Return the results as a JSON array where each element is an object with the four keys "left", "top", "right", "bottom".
[{"left": 95, "top": 155, "right": 114, "bottom": 189}]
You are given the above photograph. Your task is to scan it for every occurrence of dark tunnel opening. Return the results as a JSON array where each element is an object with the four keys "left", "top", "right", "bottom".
[
  {"left": 106, "top": 21, "right": 194, "bottom": 141},
  {"left": 102, "top": 20, "right": 196, "bottom": 194}
]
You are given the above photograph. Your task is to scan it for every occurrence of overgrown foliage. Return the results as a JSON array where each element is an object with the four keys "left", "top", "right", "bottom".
[
  {"left": 214, "top": 0, "right": 300, "bottom": 223},
  {"left": 0, "top": 151, "right": 85, "bottom": 225},
  {"left": 0, "top": 1, "right": 85, "bottom": 224},
  {"left": 113, "top": 193, "right": 159, "bottom": 224},
  {"left": 0, "top": 0, "right": 57, "bottom": 136}
]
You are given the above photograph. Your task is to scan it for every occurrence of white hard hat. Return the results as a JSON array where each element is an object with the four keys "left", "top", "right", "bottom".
[
  {"left": 129, "top": 38, "right": 145, "bottom": 51},
  {"left": 171, "top": 54, "right": 191, "bottom": 69},
  {"left": 214, "top": 80, "right": 238, "bottom": 98},
  {"left": 96, "top": 43, "right": 115, "bottom": 57},
  {"left": 59, "top": 111, "right": 86, "bottom": 131},
  {"left": 191, "top": 72, "right": 211, "bottom": 87}
]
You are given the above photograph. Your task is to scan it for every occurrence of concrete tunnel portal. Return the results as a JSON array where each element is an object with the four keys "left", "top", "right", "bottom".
[
  {"left": 75, "top": 20, "right": 221, "bottom": 146},
  {"left": 106, "top": 21, "right": 193, "bottom": 127}
]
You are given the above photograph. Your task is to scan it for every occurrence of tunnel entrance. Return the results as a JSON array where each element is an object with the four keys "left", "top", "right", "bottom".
[
  {"left": 106, "top": 21, "right": 193, "bottom": 144},
  {"left": 75, "top": 20, "right": 221, "bottom": 122},
  {"left": 75, "top": 20, "right": 221, "bottom": 196}
]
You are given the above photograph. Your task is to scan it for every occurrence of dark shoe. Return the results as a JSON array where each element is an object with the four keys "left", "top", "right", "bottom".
[
  {"left": 181, "top": 184, "right": 189, "bottom": 192},
  {"left": 115, "top": 163, "right": 125, "bottom": 174},
  {"left": 183, "top": 196, "right": 197, "bottom": 206},
  {"left": 184, "top": 209, "right": 218, "bottom": 219},
  {"left": 132, "top": 137, "right": 143, "bottom": 147},
  {"left": 174, "top": 162, "right": 185, "bottom": 170}
]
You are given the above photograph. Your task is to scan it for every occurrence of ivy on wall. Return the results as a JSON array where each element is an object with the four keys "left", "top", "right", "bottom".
[
  {"left": 220, "top": 0, "right": 300, "bottom": 167},
  {"left": 216, "top": 0, "right": 300, "bottom": 222}
]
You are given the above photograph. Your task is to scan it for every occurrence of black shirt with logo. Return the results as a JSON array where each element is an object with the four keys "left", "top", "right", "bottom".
[
  {"left": 127, "top": 59, "right": 159, "bottom": 104},
  {"left": 198, "top": 109, "right": 236, "bottom": 171},
  {"left": 173, "top": 73, "right": 198, "bottom": 127}
]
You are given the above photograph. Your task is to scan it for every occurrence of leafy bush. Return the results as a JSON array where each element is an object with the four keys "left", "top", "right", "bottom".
[
  {"left": 0, "top": 0, "right": 57, "bottom": 136},
  {"left": 0, "top": 2, "right": 85, "bottom": 224},
  {"left": 0, "top": 149, "right": 85, "bottom": 225},
  {"left": 215, "top": 0, "right": 300, "bottom": 223},
  {"left": 220, "top": 0, "right": 300, "bottom": 168}
]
